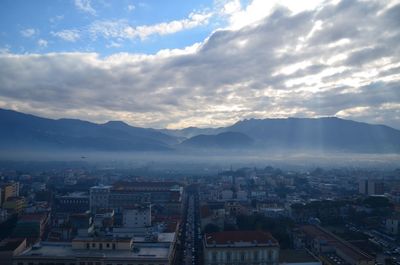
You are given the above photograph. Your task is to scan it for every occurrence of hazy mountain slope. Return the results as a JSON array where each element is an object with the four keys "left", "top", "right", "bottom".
[
  {"left": 0, "top": 109, "right": 176, "bottom": 151},
  {"left": 225, "top": 117, "right": 400, "bottom": 152},
  {"left": 1, "top": 108, "right": 400, "bottom": 153},
  {"left": 180, "top": 132, "right": 254, "bottom": 149},
  {"left": 159, "top": 126, "right": 224, "bottom": 139}
]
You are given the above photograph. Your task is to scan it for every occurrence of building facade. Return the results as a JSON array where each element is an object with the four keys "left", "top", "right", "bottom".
[
  {"left": 123, "top": 203, "right": 151, "bottom": 228},
  {"left": 203, "top": 231, "right": 279, "bottom": 265},
  {"left": 13, "top": 236, "right": 175, "bottom": 265}
]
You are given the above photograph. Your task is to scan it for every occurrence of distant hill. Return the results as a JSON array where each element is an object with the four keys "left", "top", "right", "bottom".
[
  {"left": 0, "top": 108, "right": 177, "bottom": 151},
  {"left": 224, "top": 117, "right": 400, "bottom": 153},
  {"left": 1, "top": 108, "right": 400, "bottom": 153},
  {"left": 180, "top": 131, "right": 254, "bottom": 149},
  {"left": 159, "top": 126, "right": 224, "bottom": 138}
]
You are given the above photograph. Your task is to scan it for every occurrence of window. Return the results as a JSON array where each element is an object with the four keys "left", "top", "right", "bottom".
[
  {"left": 212, "top": 251, "right": 217, "bottom": 262},
  {"left": 254, "top": 250, "right": 259, "bottom": 261},
  {"left": 86, "top": 243, "right": 89, "bottom": 249},
  {"left": 241, "top": 252, "right": 245, "bottom": 261},
  {"left": 92, "top": 243, "right": 95, "bottom": 248},
  {"left": 226, "top": 251, "right": 231, "bottom": 261},
  {"left": 268, "top": 250, "right": 273, "bottom": 260},
  {"left": 99, "top": 243, "right": 103, "bottom": 250}
]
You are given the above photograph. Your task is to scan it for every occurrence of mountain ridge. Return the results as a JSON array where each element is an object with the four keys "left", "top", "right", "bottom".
[{"left": 1, "top": 108, "right": 400, "bottom": 153}]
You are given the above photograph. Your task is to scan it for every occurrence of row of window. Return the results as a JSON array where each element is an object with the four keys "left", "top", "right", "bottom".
[
  {"left": 86, "top": 242, "right": 116, "bottom": 250},
  {"left": 16, "top": 262, "right": 166, "bottom": 265},
  {"left": 210, "top": 249, "right": 275, "bottom": 262}
]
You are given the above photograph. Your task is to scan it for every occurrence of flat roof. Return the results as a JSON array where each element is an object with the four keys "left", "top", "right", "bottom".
[
  {"left": 301, "top": 225, "right": 373, "bottom": 261},
  {"left": 279, "top": 249, "right": 320, "bottom": 263},
  {"left": 205, "top": 231, "right": 278, "bottom": 247},
  {"left": 61, "top": 192, "right": 89, "bottom": 198},
  {"left": 17, "top": 242, "right": 171, "bottom": 260}
]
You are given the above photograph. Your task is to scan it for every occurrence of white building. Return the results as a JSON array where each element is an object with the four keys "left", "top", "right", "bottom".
[
  {"left": 89, "top": 185, "right": 111, "bottom": 212},
  {"left": 13, "top": 236, "right": 175, "bottom": 265},
  {"left": 203, "top": 230, "right": 279, "bottom": 265},
  {"left": 236, "top": 190, "right": 248, "bottom": 201},
  {"left": 123, "top": 203, "right": 152, "bottom": 228},
  {"left": 386, "top": 216, "right": 400, "bottom": 235},
  {"left": 220, "top": 190, "right": 233, "bottom": 201}
]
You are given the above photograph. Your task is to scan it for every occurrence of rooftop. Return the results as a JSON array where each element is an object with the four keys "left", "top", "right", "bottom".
[
  {"left": 17, "top": 241, "right": 171, "bottom": 260},
  {"left": 205, "top": 230, "right": 279, "bottom": 247},
  {"left": 279, "top": 249, "right": 320, "bottom": 263},
  {"left": 61, "top": 192, "right": 89, "bottom": 198},
  {"left": 20, "top": 213, "right": 47, "bottom": 223},
  {"left": 112, "top": 181, "right": 181, "bottom": 191},
  {"left": 300, "top": 225, "right": 373, "bottom": 261}
]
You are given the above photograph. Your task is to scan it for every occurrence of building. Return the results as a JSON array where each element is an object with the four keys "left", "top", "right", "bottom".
[
  {"left": 93, "top": 208, "right": 114, "bottom": 229},
  {"left": 296, "top": 225, "right": 374, "bottom": 265},
  {"left": 123, "top": 203, "right": 151, "bottom": 228},
  {"left": 89, "top": 185, "right": 111, "bottom": 212},
  {"left": 359, "top": 180, "right": 384, "bottom": 195},
  {"left": 13, "top": 236, "right": 176, "bottom": 265},
  {"left": 279, "top": 249, "right": 322, "bottom": 265},
  {"left": 386, "top": 216, "right": 400, "bottom": 235},
  {"left": 0, "top": 239, "right": 27, "bottom": 265},
  {"left": 1, "top": 182, "right": 20, "bottom": 207},
  {"left": 12, "top": 213, "right": 49, "bottom": 242},
  {"left": 203, "top": 230, "right": 279, "bottom": 265},
  {"left": 220, "top": 190, "right": 233, "bottom": 200},
  {"left": 90, "top": 182, "right": 183, "bottom": 214},
  {"left": 54, "top": 192, "right": 89, "bottom": 213},
  {"left": 2, "top": 196, "right": 26, "bottom": 214}
]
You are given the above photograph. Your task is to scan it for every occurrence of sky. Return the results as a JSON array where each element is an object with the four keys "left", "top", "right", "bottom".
[{"left": 0, "top": 0, "right": 399, "bottom": 129}]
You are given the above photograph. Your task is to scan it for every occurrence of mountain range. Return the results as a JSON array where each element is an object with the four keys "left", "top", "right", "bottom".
[{"left": 1, "top": 108, "right": 400, "bottom": 153}]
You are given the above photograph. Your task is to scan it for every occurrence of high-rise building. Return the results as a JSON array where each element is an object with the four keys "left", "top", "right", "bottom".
[
  {"left": 90, "top": 182, "right": 182, "bottom": 214},
  {"left": 359, "top": 179, "right": 384, "bottom": 195}
]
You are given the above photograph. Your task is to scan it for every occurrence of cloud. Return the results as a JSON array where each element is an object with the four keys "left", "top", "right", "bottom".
[
  {"left": 37, "top": 39, "right": 48, "bottom": 48},
  {"left": 51, "top": 29, "right": 81, "bottom": 42},
  {"left": 49, "top": 15, "right": 65, "bottom": 25},
  {"left": 20, "top": 28, "right": 36, "bottom": 37},
  {"left": 74, "top": 0, "right": 96, "bottom": 15},
  {"left": 219, "top": 0, "right": 325, "bottom": 29},
  {"left": 87, "top": 11, "right": 212, "bottom": 41},
  {"left": 0, "top": 0, "right": 399, "bottom": 129},
  {"left": 127, "top": 4, "right": 135, "bottom": 12}
]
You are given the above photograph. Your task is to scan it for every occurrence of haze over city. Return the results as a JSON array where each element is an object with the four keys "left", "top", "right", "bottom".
[{"left": 1, "top": 1, "right": 400, "bottom": 265}]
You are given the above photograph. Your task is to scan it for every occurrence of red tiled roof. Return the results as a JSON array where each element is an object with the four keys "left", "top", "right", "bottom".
[
  {"left": 205, "top": 230, "right": 278, "bottom": 246},
  {"left": 20, "top": 213, "right": 47, "bottom": 222}
]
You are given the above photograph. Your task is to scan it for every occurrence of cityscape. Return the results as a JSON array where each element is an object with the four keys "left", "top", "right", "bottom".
[
  {"left": 1, "top": 0, "right": 400, "bottom": 265},
  {"left": 0, "top": 164, "right": 400, "bottom": 264}
]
